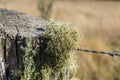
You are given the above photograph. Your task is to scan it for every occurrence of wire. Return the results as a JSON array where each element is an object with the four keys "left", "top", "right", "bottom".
[{"left": 75, "top": 48, "right": 120, "bottom": 57}]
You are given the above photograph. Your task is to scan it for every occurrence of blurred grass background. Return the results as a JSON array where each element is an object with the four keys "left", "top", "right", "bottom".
[{"left": 0, "top": 0, "right": 120, "bottom": 80}]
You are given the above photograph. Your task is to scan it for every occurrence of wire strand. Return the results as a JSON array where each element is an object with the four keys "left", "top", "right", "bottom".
[{"left": 75, "top": 48, "right": 120, "bottom": 57}]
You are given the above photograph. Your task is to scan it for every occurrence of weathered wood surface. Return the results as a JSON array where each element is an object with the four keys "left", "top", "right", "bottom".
[{"left": 0, "top": 8, "right": 47, "bottom": 79}]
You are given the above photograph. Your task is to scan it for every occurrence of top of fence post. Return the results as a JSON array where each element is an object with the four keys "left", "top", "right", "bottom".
[{"left": 0, "top": 8, "right": 47, "bottom": 38}]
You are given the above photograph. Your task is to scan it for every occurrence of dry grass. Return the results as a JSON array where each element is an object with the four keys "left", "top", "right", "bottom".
[{"left": 0, "top": 0, "right": 120, "bottom": 80}]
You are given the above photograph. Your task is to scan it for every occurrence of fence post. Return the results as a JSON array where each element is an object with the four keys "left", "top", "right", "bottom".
[{"left": 0, "top": 9, "right": 78, "bottom": 80}]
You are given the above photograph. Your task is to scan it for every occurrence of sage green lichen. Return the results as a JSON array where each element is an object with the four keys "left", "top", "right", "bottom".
[
  {"left": 41, "top": 19, "right": 79, "bottom": 80},
  {"left": 12, "top": 19, "right": 80, "bottom": 80},
  {"left": 21, "top": 42, "right": 37, "bottom": 80}
]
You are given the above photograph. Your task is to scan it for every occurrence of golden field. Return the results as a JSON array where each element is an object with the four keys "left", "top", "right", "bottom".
[{"left": 0, "top": 0, "right": 120, "bottom": 80}]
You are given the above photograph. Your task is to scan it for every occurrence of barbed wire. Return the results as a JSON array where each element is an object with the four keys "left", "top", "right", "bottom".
[{"left": 75, "top": 48, "right": 120, "bottom": 60}]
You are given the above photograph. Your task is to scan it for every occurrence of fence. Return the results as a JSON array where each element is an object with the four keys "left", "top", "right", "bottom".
[{"left": 75, "top": 48, "right": 120, "bottom": 61}]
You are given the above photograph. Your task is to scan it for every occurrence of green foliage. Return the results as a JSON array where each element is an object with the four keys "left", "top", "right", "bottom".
[
  {"left": 20, "top": 42, "right": 38, "bottom": 80},
  {"left": 11, "top": 42, "right": 39, "bottom": 80},
  {"left": 42, "top": 19, "right": 79, "bottom": 80},
  {"left": 12, "top": 19, "right": 79, "bottom": 80},
  {"left": 43, "top": 19, "right": 78, "bottom": 70},
  {"left": 11, "top": 69, "right": 22, "bottom": 79},
  {"left": 37, "top": 0, "right": 54, "bottom": 19}
]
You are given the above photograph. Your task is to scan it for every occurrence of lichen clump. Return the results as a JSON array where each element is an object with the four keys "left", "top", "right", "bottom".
[
  {"left": 12, "top": 19, "right": 79, "bottom": 80},
  {"left": 42, "top": 19, "right": 79, "bottom": 79}
]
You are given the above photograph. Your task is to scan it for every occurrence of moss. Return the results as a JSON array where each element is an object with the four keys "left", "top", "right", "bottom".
[
  {"left": 0, "top": 38, "right": 4, "bottom": 48},
  {"left": 0, "top": 41, "right": 2, "bottom": 48},
  {"left": 21, "top": 42, "right": 37, "bottom": 80},
  {"left": 12, "top": 19, "right": 80, "bottom": 80},
  {"left": 41, "top": 19, "right": 79, "bottom": 80}
]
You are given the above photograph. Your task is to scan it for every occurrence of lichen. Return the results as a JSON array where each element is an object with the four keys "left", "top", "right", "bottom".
[
  {"left": 40, "top": 19, "right": 79, "bottom": 80},
  {"left": 12, "top": 19, "right": 80, "bottom": 80}
]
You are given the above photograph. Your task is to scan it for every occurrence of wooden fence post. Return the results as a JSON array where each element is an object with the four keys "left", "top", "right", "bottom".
[
  {"left": 0, "top": 9, "right": 78, "bottom": 80},
  {"left": 0, "top": 9, "right": 47, "bottom": 79}
]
